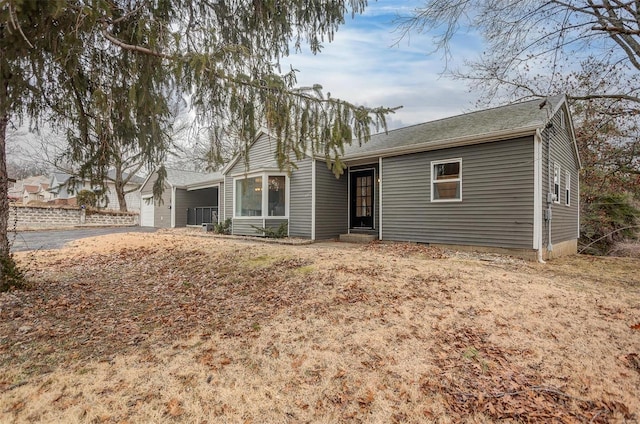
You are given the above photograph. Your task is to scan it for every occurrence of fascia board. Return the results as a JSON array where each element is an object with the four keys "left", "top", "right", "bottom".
[
  {"left": 185, "top": 180, "right": 223, "bottom": 191},
  {"left": 230, "top": 167, "right": 283, "bottom": 178},
  {"left": 139, "top": 171, "right": 157, "bottom": 193},
  {"left": 342, "top": 126, "right": 540, "bottom": 162}
]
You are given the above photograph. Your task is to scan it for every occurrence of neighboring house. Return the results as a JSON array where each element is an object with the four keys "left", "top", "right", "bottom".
[
  {"left": 48, "top": 171, "right": 144, "bottom": 212},
  {"left": 142, "top": 96, "right": 580, "bottom": 260},
  {"left": 8, "top": 175, "right": 52, "bottom": 204},
  {"left": 48, "top": 172, "right": 80, "bottom": 206},
  {"left": 138, "top": 168, "right": 223, "bottom": 228}
]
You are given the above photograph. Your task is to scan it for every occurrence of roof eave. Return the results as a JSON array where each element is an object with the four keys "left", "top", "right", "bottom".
[
  {"left": 342, "top": 125, "right": 541, "bottom": 162},
  {"left": 184, "top": 179, "right": 224, "bottom": 191}
]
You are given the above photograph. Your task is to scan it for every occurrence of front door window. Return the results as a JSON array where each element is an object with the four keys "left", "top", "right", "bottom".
[{"left": 350, "top": 169, "right": 374, "bottom": 228}]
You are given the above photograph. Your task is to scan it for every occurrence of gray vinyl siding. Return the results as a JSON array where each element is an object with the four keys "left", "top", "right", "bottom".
[
  {"left": 230, "top": 133, "right": 281, "bottom": 174},
  {"left": 219, "top": 182, "right": 224, "bottom": 221},
  {"left": 140, "top": 172, "right": 158, "bottom": 195},
  {"left": 265, "top": 218, "right": 288, "bottom": 233},
  {"left": 289, "top": 159, "right": 312, "bottom": 238},
  {"left": 140, "top": 171, "right": 171, "bottom": 228},
  {"left": 224, "top": 174, "right": 233, "bottom": 224},
  {"left": 155, "top": 184, "right": 172, "bottom": 228},
  {"left": 382, "top": 137, "right": 535, "bottom": 248},
  {"left": 541, "top": 107, "right": 580, "bottom": 246},
  {"left": 173, "top": 187, "right": 219, "bottom": 227},
  {"left": 315, "top": 161, "right": 348, "bottom": 239},
  {"left": 232, "top": 218, "right": 263, "bottom": 236}
]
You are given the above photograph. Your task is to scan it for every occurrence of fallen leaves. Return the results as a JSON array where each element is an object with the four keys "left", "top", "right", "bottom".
[
  {"left": 624, "top": 353, "right": 640, "bottom": 374},
  {"left": 423, "top": 326, "right": 635, "bottom": 423},
  {"left": 2, "top": 232, "right": 639, "bottom": 423},
  {"left": 165, "top": 398, "right": 183, "bottom": 417},
  {"left": 1, "top": 244, "right": 319, "bottom": 374},
  {"left": 363, "top": 240, "right": 448, "bottom": 259}
]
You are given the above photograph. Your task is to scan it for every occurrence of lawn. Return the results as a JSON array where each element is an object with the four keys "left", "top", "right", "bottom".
[{"left": 1, "top": 230, "right": 639, "bottom": 423}]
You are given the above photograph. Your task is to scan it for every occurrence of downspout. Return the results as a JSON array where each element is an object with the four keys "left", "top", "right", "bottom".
[
  {"left": 171, "top": 186, "right": 176, "bottom": 228},
  {"left": 546, "top": 122, "right": 553, "bottom": 253},
  {"left": 534, "top": 129, "right": 545, "bottom": 264},
  {"left": 379, "top": 157, "right": 383, "bottom": 241},
  {"left": 311, "top": 159, "right": 316, "bottom": 241}
]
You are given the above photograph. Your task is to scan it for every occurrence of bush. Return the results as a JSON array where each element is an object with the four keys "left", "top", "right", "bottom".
[
  {"left": 580, "top": 193, "right": 639, "bottom": 255},
  {"left": 1, "top": 253, "right": 25, "bottom": 292},
  {"left": 214, "top": 218, "right": 232, "bottom": 235},
  {"left": 76, "top": 190, "right": 97, "bottom": 208},
  {"left": 252, "top": 222, "right": 288, "bottom": 238}
]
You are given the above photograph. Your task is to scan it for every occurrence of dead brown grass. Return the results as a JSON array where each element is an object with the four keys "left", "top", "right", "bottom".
[{"left": 1, "top": 230, "right": 639, "bottom": 423}]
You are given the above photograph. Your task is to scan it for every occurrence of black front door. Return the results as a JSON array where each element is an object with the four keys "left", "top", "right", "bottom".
[{"left": 350, "top": 169, "right": 375, "bottom": 229}]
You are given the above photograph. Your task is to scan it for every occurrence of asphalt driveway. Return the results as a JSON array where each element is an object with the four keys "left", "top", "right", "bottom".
[{"left": 10, "top": 227, "right": 158, "bottom": 252}]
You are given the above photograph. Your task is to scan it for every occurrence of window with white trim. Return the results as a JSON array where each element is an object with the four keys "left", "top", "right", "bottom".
[
  {"left": 267, "top": 176, "right": 286, "bottom": 216},
  {"left": 565, "top": 171, "right": 571, "bottom": 206},
  {"left": 553, "top": 163, "right": 560, "bottom": 203},
  {"left": 235, "top": 177, "right": 263, "bottom": 217},
  {"left": 234, "top": 174, "right": 288, "bottom": 217},
  {"left": 431, "top": 159, "right": 462, "bottom": 202}
]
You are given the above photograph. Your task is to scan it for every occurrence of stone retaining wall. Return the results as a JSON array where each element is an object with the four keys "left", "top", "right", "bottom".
[{"left": 8, "top": 205, "right": 138, "bottom": 229}]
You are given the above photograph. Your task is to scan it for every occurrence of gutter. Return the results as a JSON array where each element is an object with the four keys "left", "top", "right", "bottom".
[{"left": 341, "top": 125, "right": 541, "bottom": 162}]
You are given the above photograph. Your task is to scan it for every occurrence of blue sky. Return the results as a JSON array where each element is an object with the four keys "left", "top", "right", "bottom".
[{"left": 282, "top": 0, "right": 485, "bottom": 130}]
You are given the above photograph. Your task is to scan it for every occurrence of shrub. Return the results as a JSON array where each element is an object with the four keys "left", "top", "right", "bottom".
[
  {"left": 252, "top": 222, "right": 288, "bottom": 238},
  {"left": 76, "top": 190, "right": 97, "bottom": 208},
  {"left": 1, "top": 253, "right": 25, "bottom": 292},
  {"left": 580, "top": 193, "right": 639, "bottom": 255},
  {"left": 214, "top": 218, "right": 232, "bottom": 235}
]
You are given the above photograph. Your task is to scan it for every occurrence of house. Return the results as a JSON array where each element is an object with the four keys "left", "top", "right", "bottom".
[
  {"left": 142, "top": 95, "right": 580, "bottom": 261},
  {"left": 8, "top": 175, "right": 52, "bottom": 204},
  {"left": 138, "top": 168, "right": 223, "bottom": 228},
  {"left": 48, "top": 172, "right": 80, "bottom": 206},
  {"left": 48, "top": 171, "right": 144, "bottom": 212}
]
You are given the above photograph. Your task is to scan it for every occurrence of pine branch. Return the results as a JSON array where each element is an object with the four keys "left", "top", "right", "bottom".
[{"left": 100, "top": 28, "right": 173, "bottom": 60}]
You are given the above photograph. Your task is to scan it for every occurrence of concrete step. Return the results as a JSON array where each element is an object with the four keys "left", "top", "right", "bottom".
[{"left": 339, "top": 233, "right": 377, "bottom": 244}]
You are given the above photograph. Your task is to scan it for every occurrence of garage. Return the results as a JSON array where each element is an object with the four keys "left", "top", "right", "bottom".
[
  {"left": 140, "top": 196, "right": 154, "bottom": 227},
  {"left": 139, "top": 169, "right": 224, "bottom": 228}
]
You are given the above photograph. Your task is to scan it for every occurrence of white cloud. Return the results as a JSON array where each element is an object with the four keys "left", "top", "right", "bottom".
[{"left": 282, "top": 1, "right": 484, "bottom": 130}]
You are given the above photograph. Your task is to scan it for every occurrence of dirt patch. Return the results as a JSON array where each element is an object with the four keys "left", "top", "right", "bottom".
[
  {"left": 609, "top": 241, "right": 640, "bottom": 258},
  {"left": 1, "top": 231, "right": 639, "bottom": 423}
]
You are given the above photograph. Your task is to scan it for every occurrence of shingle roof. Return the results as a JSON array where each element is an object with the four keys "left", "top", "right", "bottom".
[
  {"left": 23, "top": 185, "right": 40, "bottom": 194},
  {"left": 52, "top": 172, "right": 71, "bottom": 181},
  {"left": 343, "top": 96, "right": 563, "bottom": 158},
  {"left": 104, "top": 169, "right": 145, "bottom": 185},
  {"left": 165, "top": 168, "right": 223, "bottom": 188}
]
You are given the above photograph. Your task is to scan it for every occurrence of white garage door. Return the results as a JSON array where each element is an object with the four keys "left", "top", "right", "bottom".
[{"left": 140, "top": 196, "right": 154, "bottom": 227}]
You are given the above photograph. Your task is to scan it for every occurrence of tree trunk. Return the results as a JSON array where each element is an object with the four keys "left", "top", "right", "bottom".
[
  {"left": 0, "top": 115, "right": 9, "bottom": 252},
  {"left": 114, "top": 166, "right": 128, "bottom": 212},
  {"left": 0, "top": 113, "right": 16, "bottom": 286},
  {"left": 116, "top": 182, "right": 128, "bottom": 212}
]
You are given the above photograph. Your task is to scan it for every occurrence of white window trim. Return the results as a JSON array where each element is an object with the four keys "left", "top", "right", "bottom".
[
  {"left": 553, "top": 162, "right": 561, "bottom": 204},
  {"left": 232, "top": 172, "right": 290, "bottom": 219},
  {"left": 565, "top": 171, "right": 571, "bottom": 207},
  {"left": 430, "top": 158, "right": 462, "bottom": 203}
]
